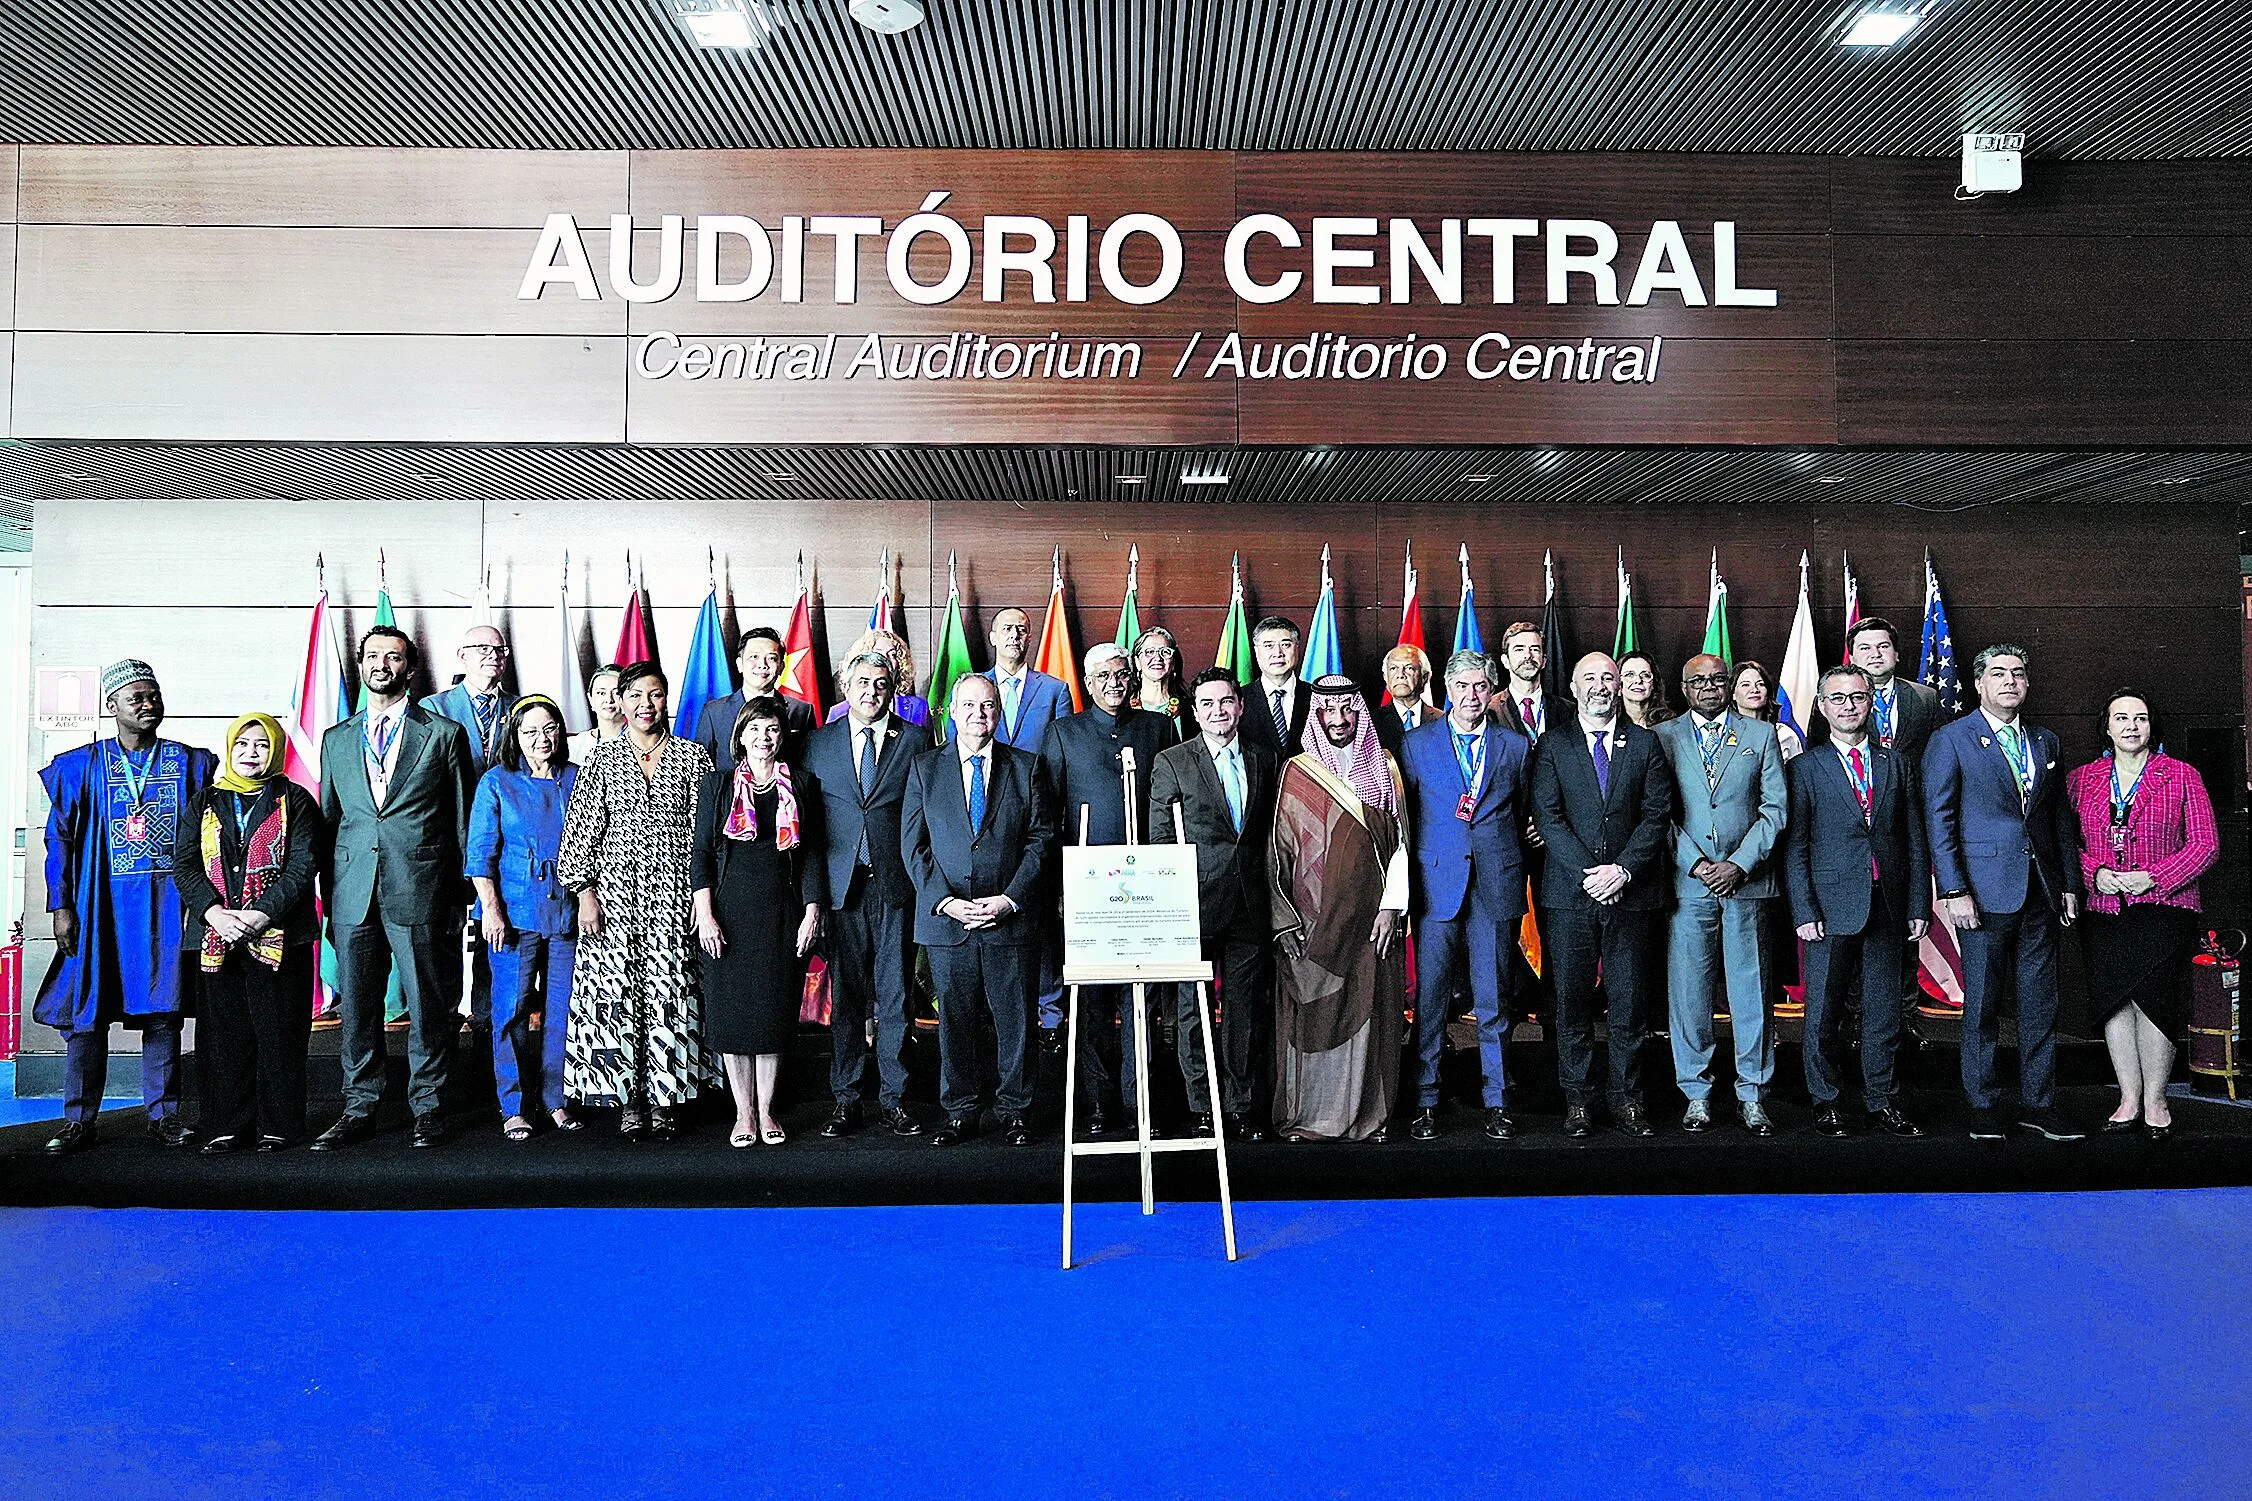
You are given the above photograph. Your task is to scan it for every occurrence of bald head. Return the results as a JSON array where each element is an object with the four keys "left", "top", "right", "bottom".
[
  {"left": 1571, "top": 652, "right": 1620, "bottom": 725},
  {"left": 989, "top": 607, "right": 1031, "bottom": 671},
  {"left": 458, "top": 624, "right": 508, "bottom": 692},
  {"left": 1682, "top": 652, "right": 1730, "bottom": 715}
]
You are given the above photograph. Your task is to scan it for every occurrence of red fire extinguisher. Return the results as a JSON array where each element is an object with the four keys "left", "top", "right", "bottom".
[
  {"left": 1, "top": 919, "right": 21, "bottom": 1062},
  {"left": 2189, "top": 928, "right": 2246, "bottom": 1101}
]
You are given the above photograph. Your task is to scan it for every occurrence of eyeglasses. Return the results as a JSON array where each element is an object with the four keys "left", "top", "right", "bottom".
[
  {"left": 1090, "top": 667, "right": 1133, "bottom": 684},
  {"left": 1822, "top": 692, "right": 1872, "bottom": 707},
  {"left": 463, "top": 644, "right": 508, "bottom": 658},
  {"left": 1684, "top": 673, "right": 1728, "bottom": 687}
]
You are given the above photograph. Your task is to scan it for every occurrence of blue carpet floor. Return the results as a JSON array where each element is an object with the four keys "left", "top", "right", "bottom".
[
  {"left": 1, "top": 1191, "right": 2245, "bottom": 1500},
  {"left": 0, "top": 1064, "right": 65, "bottom": 1128}
]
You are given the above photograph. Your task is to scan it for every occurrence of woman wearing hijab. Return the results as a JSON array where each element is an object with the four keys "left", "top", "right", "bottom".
[
  {"left": 2068, "top": 690, "right": 2219, "bottom": 1141},
  {"left": 692, "top": 697, "right": 827, "bottom": 1147},
  {"left": 558, "top": 661, "right": 716, "bottom": 1140},
  {"left": 468, "top": 696, "right": 581, "bottom": 1142},
  {"left": 172, "top": 713, "right": 325, "bottom": 1153}
]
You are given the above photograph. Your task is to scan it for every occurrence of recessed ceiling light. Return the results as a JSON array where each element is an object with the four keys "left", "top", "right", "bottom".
[
  {"left": 762, "top": 470, "right": 797, "bottom": 481},
  {"left": 667, "top": 0, "right": 776, "bottom": 50},
  {"left": 2153, "top": 475, "right": 2198, "bottom": 486},
  {"left": 1814, "top": 475, "right": 1848, "bottom": 484},
  {"left": 1180, "top": 474, "right": 1229, "bottom": 486},
  {"left": 1462, "top": 474, "right": 1497, "bottom": 484},
  {"left": 1115, "top": 475, "right": 1147, "bottom": 486},
  {"left": 1841, "top": 7, "right": 1922, "bottom": 46}
]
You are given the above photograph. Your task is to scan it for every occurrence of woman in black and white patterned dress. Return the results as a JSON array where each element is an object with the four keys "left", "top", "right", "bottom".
[{"left": 557, "top": 661, "right": 716, "bottom": 1139}]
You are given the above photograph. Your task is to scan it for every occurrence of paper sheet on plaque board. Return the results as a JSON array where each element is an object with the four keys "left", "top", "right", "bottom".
[{"left": 1062, "top": 846, "right": 1202, "bottom": 969}]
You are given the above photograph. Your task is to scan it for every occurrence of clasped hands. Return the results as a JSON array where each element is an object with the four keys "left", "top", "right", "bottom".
[
  {"left": 943, "top": 895, "right": 1016, "bottom": 931},
  {"left": 1689, "top": 857, "right": 1746, "bottom": 898},
  {"left": 203, "top": 905, "right": 273, "bottom": 947},
  {"left": 1579, "top": 863, "right": 1630, "bottom": 905},
  {"left": 2094, "top": 867, "right": 2157, "bottom": 898}
]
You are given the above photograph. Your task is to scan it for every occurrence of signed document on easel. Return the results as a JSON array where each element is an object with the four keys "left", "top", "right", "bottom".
[{"left": 1062, "top": 846, "right": 1202, "bottom": 969}]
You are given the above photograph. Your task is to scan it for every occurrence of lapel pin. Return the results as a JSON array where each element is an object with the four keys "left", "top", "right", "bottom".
[{"left": 1979, "top": 736, "right": 1992, "bottom": 748}]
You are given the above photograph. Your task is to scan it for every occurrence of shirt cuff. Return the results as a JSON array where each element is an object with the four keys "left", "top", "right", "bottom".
[{"left": 1380, "top": 844, "right": 1410, "bottom": 911}]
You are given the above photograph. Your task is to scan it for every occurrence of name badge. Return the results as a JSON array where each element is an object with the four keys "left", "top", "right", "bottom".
[
  {"left": 1456, "top": 791, "right": 1478, "bottom": 822},
  {"left": 123, "top": 812, "right": 148, "bottom": 844}
]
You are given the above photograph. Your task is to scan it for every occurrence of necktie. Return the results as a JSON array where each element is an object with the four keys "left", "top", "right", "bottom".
[
  {"left": 1875, "top": 687, "right": 1896, "bottom": 748},
  {"left": 1219, "top": 747, "right": 1244, "bottom": 832},
  {"left": 1455, "top": 731, "right": 1480, "bottom": 790},
  {"left": 1847, "top": 745, "right": 1879, "bottom": 879},
  {"left": 1271, "top": 687, "right": 1288, "bottom": 743},
  {"left": 857, "top": 727, "right": 878, "bottom": 796},
  {"left": 2000, "top": 723, "right": 2034, "bottom": 805},
  {"left": 473, "top": 693, "right": 497, "bottom": 755},
  {"left": 967, "top": 754, "right": 987, "bottom": 831},
  {"left": 1591, "top": 730, "right": 1611, "bottom": 797},
  {"left": 1521, "top": 696, "right": 1538, "bottom": 737},
  {"left": 1002, "top": 676, "right": 1021, "bottom": 737},
  {"left": 1402, "top": 706, "right": 1417, "bottom": 736},
  {"left": 1699, "top": 718, "right": 1724, "bottom": 791}
]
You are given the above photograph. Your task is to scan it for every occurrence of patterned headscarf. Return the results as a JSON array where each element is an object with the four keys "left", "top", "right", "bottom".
[
  {"left": 1302, "top": 675, "right": 1394, "bottom": 813},
  {"left": 213, "top": 712, "right": 288, "bottom": 797}
]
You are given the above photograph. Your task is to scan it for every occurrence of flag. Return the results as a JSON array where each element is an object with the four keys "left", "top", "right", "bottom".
[
  {"left": 1452, "top": 543, "right": 1483, "bottom": 656},
  {"left": 929, "top": 551, "right": 978, "bottom": 732},
  {"left": 1392, "top": 541, "right": 1430, "bottom": 705},
  {"left": 1701, "top": 549, "right": 1732, "bottom": 664},
  {"left": 1540, "top": 549, "right": 1567, "bottom": 699},
  {"left": 1918, "top": 550, "right": 1960, "bottom": 714},
  {"left": 1115, "top": 544, "right": 1142, "bottom": 650},
  {"left": 1842, "top": 552, "right": 1863, "bottom": 636},
  {"left": 1613, "top": 548, "right": 1640, "bottom": 658},
  {"left": 613, "top": 553, "right": 655, "bottom": 667},
  {"left": 1918, "top": 905, "right": 1970, "bottom": 1011},
  {"left": 356, "top": 552, "right": 396, "bottom": 713},
  {"left": 779, "top": 553, "right": 823, "bottom": 718},
  {"left": 868, "top": 549, "right": 896, "bottom": 636},
  {"left": 1776, "top": 550, "right": 1820, "bottom": 741},
  {"left": 285, "top": 572, "right": 349, "bottom": 793},
  {"left": 1035, "top": 547, "right": 1083, "bottom": 713},
  {"left": 1301, "top": 545, "right": 1343, "bottom": 682},
  {"left": 554, "top": 552, "right": 593, "bottom": 734},
  {"left": 672, "top": 586, "right": 732, "bottom": 737},
  {"left": 1215, "top": 552, "right": 1255, "bottom": 686},
  {"left": 355, "top": 557, "right": 407, "bottom": 1023}
]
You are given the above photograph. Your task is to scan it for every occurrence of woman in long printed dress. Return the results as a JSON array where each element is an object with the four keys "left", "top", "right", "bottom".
[{"left": 556, "top": 661, "right": 716, "bottom": 1140}]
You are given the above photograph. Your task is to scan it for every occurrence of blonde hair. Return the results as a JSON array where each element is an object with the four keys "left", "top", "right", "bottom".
[{"left": 847, "top": 629, "right": 918, "bottom": 695}]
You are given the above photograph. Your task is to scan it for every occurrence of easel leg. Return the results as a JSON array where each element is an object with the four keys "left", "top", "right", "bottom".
[
  {"left": 1193, "top": 979, "right": 1238, "bottom": 1261},
  {"left": 1062, "top": 983, "right": 1081, "bottom": 1271},
  {"left": 1133, "top": 981, "right": 1156, "bottom": 1215}
]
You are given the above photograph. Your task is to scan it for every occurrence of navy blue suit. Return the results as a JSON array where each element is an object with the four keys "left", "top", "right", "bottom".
[
  {"left": 1923, "top": 710, "right": 2082, "bottom": 1111},
  {"left": 1399, "top": 716, "right": 1532, "bottom": 1110},
  {"left": 802, "top": 713, "right": 918, "bottom": 1112},
  {"left": 984, "top": 668, "right": 1072, "bottom": 755},
  {"left": 421, "top": 684, "right": 518, "bottom": 774}
]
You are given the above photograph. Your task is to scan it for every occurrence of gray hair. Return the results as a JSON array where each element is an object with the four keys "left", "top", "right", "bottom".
[
  {"left": 843, "top": 650, "right": 895, "bottom": 683},
  {"left": 1971, "top": 643, "right": 2032, "bottom": 679},
  {"left": 1818, "top": 663, "right": 1872, "bottom": 694},
  {"left": 1444, "top": 649, "right": 1493, "bottom": 682}
]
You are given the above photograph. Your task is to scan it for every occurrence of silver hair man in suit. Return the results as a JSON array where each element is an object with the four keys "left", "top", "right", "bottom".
[{"left": 1654, "top": 652, "right": 1789, "bottom": 1136}]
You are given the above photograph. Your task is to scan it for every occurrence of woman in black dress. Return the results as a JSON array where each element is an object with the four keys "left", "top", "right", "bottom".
[{"left": 692, "top": 697, "right": 826, "bottom": 1147}]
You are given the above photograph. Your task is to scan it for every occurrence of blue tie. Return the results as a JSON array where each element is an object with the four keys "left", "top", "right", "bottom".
[
  {"left": 967, "top": 754, "right": 987, "bottom": 831},
  {"left": 1219, "top": 747, "right": 1244, "bottom": 832},
  {"left": 1455, "top": 731, "right": 1479, "bottom": 789}
]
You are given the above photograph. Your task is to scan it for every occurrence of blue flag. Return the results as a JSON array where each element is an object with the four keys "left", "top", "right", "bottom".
[
  {"left": 1300, "top": 546, "right": 1343, "bottom": 682},
  {"left": 674, "top": 589, "right": 733, "bottom": 737},
  {"left": 1453, "top": 582, "right": 1483, "bottom": 657},
  {"left": 1917, "top": 552, "right": 1960, "bottom": 715}
]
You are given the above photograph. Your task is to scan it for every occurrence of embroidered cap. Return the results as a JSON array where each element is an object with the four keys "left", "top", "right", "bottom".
[{"left": 101, "top": 658, "right": 158, "bottom": 701}]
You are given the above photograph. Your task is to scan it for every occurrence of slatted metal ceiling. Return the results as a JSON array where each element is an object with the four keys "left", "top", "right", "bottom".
[
  {"left": 4, "top": 443, "right": 2247, "bottom": 509},
  {"left": 2, "top": 0, "right": 2250, "bottom": 158}
]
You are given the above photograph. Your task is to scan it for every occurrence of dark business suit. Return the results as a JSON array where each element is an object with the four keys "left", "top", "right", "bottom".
[
  {"left": 1923, "top": 711, "right": 2082, "bottom": 1111},
  {"left": 1786, "top": 740, "right": 1930, "bottom": 1110},
  {"left": 1495, "top": 687, "right": 1575, "bottom": 745},
  {"left": 1529, "top": 718, "right": 1675, "bottom": 1111},
  {"left": 1041, "top": 705, "right": 1180, "bottom": 1109},
  {"left": 421, "top": 683, "right": 520, "bottom": 773},
  {"left": 901, "top": 739, "right": 1057, "bottom": 1121},
  {"left": 803, "top": 713, "right": 917, "bottom": 1112},
  {"left": 1149, "top": 733, "right": 1279, "bottom": 1120},
  {"left": 1399, "top": 716, "right": 1533, "bottom": 1111},
  {"left": 1866, "top": 675, "right": 1941, "bottom": 1007},
  {"left": 1240, "top": 677, "right": 1312, "bottom": 760},
  {"left": 694, "top": 689, "right": 817, "bottom": 771},
  {"left": 320, "top": 703, "right": 477, "bottom": 1120},
  {"left": 1494, "top": 687, "right": 1575, "bottom": 1015}
]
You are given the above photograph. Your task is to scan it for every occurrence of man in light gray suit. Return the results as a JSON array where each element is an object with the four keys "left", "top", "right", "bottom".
[{"left": 1655, "top": 653, "right": 1788, "bottom": 1135}]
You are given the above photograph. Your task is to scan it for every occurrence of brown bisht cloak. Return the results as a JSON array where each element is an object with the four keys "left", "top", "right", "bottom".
[{"left": 1268, "top": 753, "right": 1406, "bottom": 1141}]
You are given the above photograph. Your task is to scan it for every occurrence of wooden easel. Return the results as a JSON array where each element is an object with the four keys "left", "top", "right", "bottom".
[{"left": 1060, "top": 748, "right": 1238, "bottom": 1270}]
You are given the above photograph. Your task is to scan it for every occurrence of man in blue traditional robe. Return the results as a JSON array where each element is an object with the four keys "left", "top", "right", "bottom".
[{"left": 40, "top": 660, "right": 217, "bottom": 1154}]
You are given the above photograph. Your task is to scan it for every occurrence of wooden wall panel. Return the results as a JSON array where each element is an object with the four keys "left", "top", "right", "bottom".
[
  {"left": 1834, "top": 158, "right": 2252, "bottom": 238},
  {"left": 11, "top": 333, "right": 628, "bottom": 441},
  {"left": 1837, "top": 341, "right": 2252, "bottom": 446},
  {"left": 18, "top": 146, "right": 628, "bottom": 227},
  {"left": 1836, "top": 234, "right": 2252, "bottom": 340},
  {"left": 626, "top": 150, "right": 1237, "bottom": 229},
  {"left": 17, "top": 225, "right": 626, "bottom": 334}
]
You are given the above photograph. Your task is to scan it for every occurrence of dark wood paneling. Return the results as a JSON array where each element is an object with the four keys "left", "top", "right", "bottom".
[
  {"left": 1838, "top": 341, "right": 2252, "bottom": 445},
  {"left": 1834, "top": 158, "right": 2252, "bottom": 238},
  {"left": 1837, "top": 234, "right": 2252, "bottom": 340}
]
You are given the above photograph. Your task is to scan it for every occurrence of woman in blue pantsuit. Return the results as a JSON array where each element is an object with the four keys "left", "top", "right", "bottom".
[{"left": 468, "top": 696, "right": 581, "bottom": 1141}]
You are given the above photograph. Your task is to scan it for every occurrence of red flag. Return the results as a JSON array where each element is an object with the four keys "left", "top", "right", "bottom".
[
  {"left": 780, "top": 576, "right": 824, "bottom": 718},
  {"left": 1034, "top": 548, "right": 1083, "bottom": 713},
  {"left": 612, "top": 550, "right": 656, "bottom": 669}
]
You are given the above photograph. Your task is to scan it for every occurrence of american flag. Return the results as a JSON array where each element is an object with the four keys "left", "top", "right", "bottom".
[{"left": 1917, "top": 550, "right": 1959, "bottom": 714}]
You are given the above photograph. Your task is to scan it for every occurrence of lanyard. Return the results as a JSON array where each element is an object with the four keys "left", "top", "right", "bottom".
[
  {"left": 1996, "top": 722, "right": 2033, "bottom": 791},
  {"left": 232, "top": 791, "right": 261, "bottom": 841},
  {"left": 365, "top": 712, "right": 400, "bottom": 766},
  {"left": 1697, "top": 715, "right": 1729, "bottom": 784},
  {"left": 2110, "top": 755, "right": 2148, "bottom": 825},
  {"left": 113, "top": 741, "right": 158, "bottom": 808}
]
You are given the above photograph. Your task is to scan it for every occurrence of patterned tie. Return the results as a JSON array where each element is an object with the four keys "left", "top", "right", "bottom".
[
  {"left": 1271, "top": 687, "right": 1288, "bottom": 743},
  {"left": 1875, "top": 687, "right": 1896, "bottom": 748},
  {"left": 967, "top": 753, "right": 987, "bottom": 831},
  {"left": 855, "top": 727, "right": 878, "bottom": 864},
  {"left": 1591, "top": 729, "right": 1611, "bottom": 797},
  {"left": 2000, "top": 723, "right": 2034, "bottom": 807},
  {"left": 1699, "top": 717, "right": 1724, "bottom": 791},
  {"left": 473, "top": 693, "right": 498, "bottom": 757}
]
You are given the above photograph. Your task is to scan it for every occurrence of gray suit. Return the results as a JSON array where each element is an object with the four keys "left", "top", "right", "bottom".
[{"left": 1655, "top": 713, "right": 1788, "bottom": 1105}]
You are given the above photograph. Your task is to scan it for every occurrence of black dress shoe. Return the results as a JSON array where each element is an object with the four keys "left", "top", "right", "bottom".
[
  {"left": 201, "top": 1133, "right": 249, "bottom": 1155},
  {"left": 147, "top": 1115, "right": 195, "bottom": 1148},
  {"left": 1223, "top": 1114, "right": 1254, "bottom": 1142},
  {"left": 647, "top": 1108, "right": 684, "bottom": 1141},
  {"left": 1086, "top": 1109, "right": 1110, "bottom": 1139},
  {"left": 309, "top": 1113, "right": 377, "bottom": 1151},
  {"left": 410, "top": 1114, "right": 445, "bottom": 1149},
  {"left": 256, "top": 1135, "right": 296, "bottom": 1153},
  {"left": 1563, "top": 1105, "right": 1594, "bottom": 1139},
  {"left": 2100, "top": 1116, "right": 2141, "bottom": 1135},
  {"left": 1247, "top": 1120, "right": 1270, "bottom": 1143},
  {"left": 1408, "top": 1108, "right": 1441, "bottom": 1141},
  {"left": 2145, "top": 1120, "right": 2174, "bottom": 1143},
  {"left": 930, "top": 1116, "right": 978, "bottom": 1146},
  {"left": 1190, "top": 1113, "right": 1216, "bottom": 1138},
  {"left": 820, "top": 1103, "right": 864, "bottom": 1138},
  {"left": 1040, "top": 1027, "right": 1065, "bottom": 1057},
  {"left": 1968, "top": 1106, "right": 2007, "bottom": 1141},
  {"left": 1003, "top": 1114, "right": 1034, "bottom": 1147},
  {"left": 1812, "top": 1105, "right": 1850, "bottom": 1137},
  {"left": 1483, "top": 1108, "right": 1517, "bottom": 1141},
  {"left": 1869, "top": 1107, "right": 1924, "bottom": 1138},
  {"left": 2017, "top": 1105, "right": 2084, "bottom": 1142},
  {"left": 44, "top": 1119, "right": 97, "bottom": 1155},
  {"left": 885, "top": 1107, "right": 924, "bottom": 1138},
  {"left": 1614, "top": 1101, "right": 1656, "bottom": 1138}
]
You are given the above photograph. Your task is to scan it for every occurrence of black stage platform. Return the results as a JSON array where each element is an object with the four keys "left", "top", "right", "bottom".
[{"left": 6, "top": 1024, "right": 2250, "bottom": 1209}]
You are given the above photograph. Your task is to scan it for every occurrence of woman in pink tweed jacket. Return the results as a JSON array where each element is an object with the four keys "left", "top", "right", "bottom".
[{"left": 2065, "top": 691, "right": 2219, "bottom": 1141}]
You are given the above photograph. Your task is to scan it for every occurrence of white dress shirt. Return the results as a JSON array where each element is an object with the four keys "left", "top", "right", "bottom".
[{"left": 363, "top": 701, "right": 408, "bottom": 807}]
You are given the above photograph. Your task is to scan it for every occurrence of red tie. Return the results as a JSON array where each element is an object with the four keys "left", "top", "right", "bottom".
[
  {"left": 1849, "top": 745, "right": 1880, "bottom": 880},
  {"left": 1521, "top": 697, "right": 1537, "bottom": 736}
]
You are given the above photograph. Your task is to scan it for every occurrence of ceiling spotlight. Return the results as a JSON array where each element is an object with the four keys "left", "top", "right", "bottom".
[
  {"left": 667, "top": 0, "right": 777, "bottom": 50},
  {"left": 1841, "top": 6, "right": 1923, "bottom": 46},
  {"left": 762, "top": 469, "right": 797, "bottom": 480},
  {"left": 1814, "top": 475, "right": 1848, "bottom": 485},
  {"left": 1180, "top": 474, "right": 1229, "bottom": 486},
  {"left": 1462, "top": 474, "right": 1497, "bottom": 485},
  {"left": 848, "top": 0, "right": 926, "bottom": 34},
  {"left": 1114, "top": 475, "right": 1147, "bottom": 486}
]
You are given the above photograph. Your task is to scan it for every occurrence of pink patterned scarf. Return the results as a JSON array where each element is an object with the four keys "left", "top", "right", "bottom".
[{"left": 723, "top": 761, "right": 801, "bottom": 849}]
